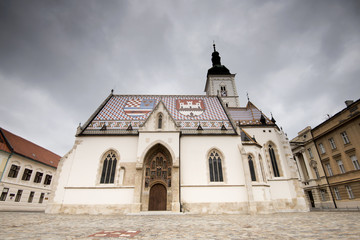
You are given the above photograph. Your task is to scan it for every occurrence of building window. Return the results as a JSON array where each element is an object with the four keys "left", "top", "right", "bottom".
[
  {"left": 345, "top": 185, "right": 355, "bottom": 199},
  {"left": 307, "top": 148, "right": 314, "bottom": 158},
  {"left": 33, "top": 172, "right": 43, "bottom": 183},
  {"left": 220, "top": 86, "right": 227, "bottom": 96},
  {"left": 325, "top": 163, "right": 333, "bottom": 176},
  {"left": 209, "top": 150, "right": 223, "bottom": 182},
  {"left": 28, "top": 191, "right": 35, "bottom": 203},
  {"left": 44, "top": 175, "right": 52, "bottom": 185},
  {"left": 334, "top": 187, "right": 341, "bottom": 200},
  {"left": 329, "top": 138, "right": 336, "bottom": 150},
  {"left": 269, "top": 144, "right": 280, "bottom": 177},
  {"left": 15, "top": 190, "right": 23, "bottom": 202},
  {"left": 337, "top": 160, "right": 346, "bottom": 174},
  {"left": 351, "top": 155, "right": 360, "bottom": 170},
  {"left": 340, "top": 131, "right": 350, "bottom": 144},
  {"left": 313, "top": 167, "right": 320, "bottom": 179},
  {"left": 248, "top": 155, "right": 257, "bottom": 181},
  {"left": 158, "top": 114, "right": 163, "bottom": 129},
  {"left": 8, "top": 164, "right": 20, "bottom": 178},
  {"left": 320, "top": 189, "right": 326, "bottom": 201},
  {"left": 21, "top": 168, "right": 33, "bottom": 181},
  {"left": 319, "top": 143, "right": 326, "bottom": 154},
  {"left": 100, "top": 150, "right": 117, "bottom": 184},
  {"left": 39, "top": 193, "right": 45, "bottom": 203},
  {"left": 0, "top": 188, "right": 9, "bottom": 201}
]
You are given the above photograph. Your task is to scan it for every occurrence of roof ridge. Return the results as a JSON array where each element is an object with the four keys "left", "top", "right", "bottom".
[{"left": 112, "top": 94, "right": 219, "bottom": 98}]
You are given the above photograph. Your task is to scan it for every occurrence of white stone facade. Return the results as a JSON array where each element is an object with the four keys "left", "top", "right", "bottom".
[{"left": 0, "top": 152, "right": 56, "bottom": 211}]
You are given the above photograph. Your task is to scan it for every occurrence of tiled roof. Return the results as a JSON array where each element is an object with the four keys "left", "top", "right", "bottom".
[
  {"left": 0, "top": 128, "right": 61, "bottom": 168},
  {"left": 83, "top": 95, "right": 235, "bottom": 133},
  {"left": 228, "top": 101, "right": 274, "bottom": 126},
  {"left": 0, "top": 131, "right": 11, "bottom": 153}
]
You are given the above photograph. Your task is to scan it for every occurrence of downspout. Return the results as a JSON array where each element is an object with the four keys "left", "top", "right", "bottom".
[
  {"left": 0, "top": 152, "right": 13, "bottom": 182},
  {"left": 311, "top": 132, "right": 337, "bottom": 209},
  {"left": 178, "top": 132, "right": 182, "bottom": 212}
]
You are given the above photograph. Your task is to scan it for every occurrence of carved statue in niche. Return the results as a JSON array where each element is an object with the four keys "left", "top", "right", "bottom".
[{"left": 144, "top": 151, "right": 171, "bottom": 188}]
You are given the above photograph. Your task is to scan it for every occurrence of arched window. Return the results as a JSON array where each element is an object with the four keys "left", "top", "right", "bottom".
[
  {"left": 158, "top": 114, "right": 163, "bottom": 129},
  {"left": 208, "top": 150, "right": 223, "bottom": 182},
  {"left": 100, "top": 150, "right": 118, "bottom": 184},
  {"left": 269, "top": 144, "right": 280, "bottom": 177},
  {"left": 248, "top": 155, "right": 257, "bottom": 181}
]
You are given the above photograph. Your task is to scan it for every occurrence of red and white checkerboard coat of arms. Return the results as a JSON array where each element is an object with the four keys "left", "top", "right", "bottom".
[
  {"left": 176, "top": 99, "right": 205, "bottom": 116},
  {"left": 124, "top": 98, "right": 155, "bottom": 117}
]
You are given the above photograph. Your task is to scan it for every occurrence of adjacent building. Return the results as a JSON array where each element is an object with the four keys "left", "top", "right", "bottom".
[
  {"left": 46, "top": 45, "right": 307, "bottom": 215},
  {"left": 291, "top": 127, "right": 334, "bottom": 208},
  {"left": 291, "top": 99, "right": 360, "bottom": 209},
  {"left": 0, "top": 128, "right": 61, "bottom": 211}
]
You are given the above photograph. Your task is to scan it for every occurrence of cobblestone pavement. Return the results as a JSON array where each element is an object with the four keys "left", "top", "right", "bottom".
[{"left": 0, "top": 211, "right": 359, "bottom": 239}]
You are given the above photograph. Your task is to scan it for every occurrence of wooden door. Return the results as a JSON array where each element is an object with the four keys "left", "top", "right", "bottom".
[{"left": 149, "top": 184, "right": 167, "bottom": 211}]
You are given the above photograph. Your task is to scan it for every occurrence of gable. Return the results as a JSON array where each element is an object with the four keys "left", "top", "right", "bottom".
[
  {"left": 140, "top": 101, "right": 179, "bottom": 132},
  {"left": 227, "top": 101, "right": 274, "bottom": 126},
  {"left": 81, "top": 95, "right": 236, "bottom": 135}
]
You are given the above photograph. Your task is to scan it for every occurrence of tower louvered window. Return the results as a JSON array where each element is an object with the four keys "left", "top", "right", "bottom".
[
  {"left": 209, "top": 150, "right": 223, "bottom": 182},
  {"left": 100, "top": 151, "right": 117, "bottom": 184}
]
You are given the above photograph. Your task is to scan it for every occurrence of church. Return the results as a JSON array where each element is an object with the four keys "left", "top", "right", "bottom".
[{"left": 46, "top": 45, "right": 308, "bottom": 214}]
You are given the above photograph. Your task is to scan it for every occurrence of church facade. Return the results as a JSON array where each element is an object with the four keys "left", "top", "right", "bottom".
[{"left": 46, "top": 46, "right": 307, "bottom": 214}]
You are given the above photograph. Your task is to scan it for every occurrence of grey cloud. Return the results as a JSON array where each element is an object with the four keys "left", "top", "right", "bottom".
[{"left": 0, "top": 0, "right": 359, "bottom": 155}]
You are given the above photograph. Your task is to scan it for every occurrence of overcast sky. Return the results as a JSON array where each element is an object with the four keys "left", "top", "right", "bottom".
[{"left": 0, "top": 0, "right": 359, "bottom": 156}]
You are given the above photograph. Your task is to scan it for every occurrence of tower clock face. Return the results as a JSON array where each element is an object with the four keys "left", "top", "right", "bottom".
[{"left": 221, "top": 90, "right": 227, "bottom": 96}]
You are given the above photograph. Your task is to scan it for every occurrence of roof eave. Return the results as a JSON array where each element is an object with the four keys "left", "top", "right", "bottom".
[{"left": 78, "top": 92, "right": 114, "bottom": 136}]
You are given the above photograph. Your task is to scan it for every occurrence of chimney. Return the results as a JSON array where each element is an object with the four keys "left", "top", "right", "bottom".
[{"left": 345, "top": 100, "right": 354, "bottom": 107}]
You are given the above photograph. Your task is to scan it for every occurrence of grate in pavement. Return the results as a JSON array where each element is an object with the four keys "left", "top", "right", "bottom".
[{"left": 88, "top": 230, "right": 141, "bottom": 238}]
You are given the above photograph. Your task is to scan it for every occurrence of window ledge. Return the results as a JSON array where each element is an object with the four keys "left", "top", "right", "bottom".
[{"left": 65, "top": 186, "right": 135, "bottom": 189}]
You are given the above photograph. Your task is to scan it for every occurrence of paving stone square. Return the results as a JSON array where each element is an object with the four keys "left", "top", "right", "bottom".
[{"left": 0, "top": 211, "right": 359, "bottom": 239}]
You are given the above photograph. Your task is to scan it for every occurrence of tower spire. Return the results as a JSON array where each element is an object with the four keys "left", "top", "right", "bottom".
[{"left": 211, "top": 43, "right": 221, "bottom": 66}]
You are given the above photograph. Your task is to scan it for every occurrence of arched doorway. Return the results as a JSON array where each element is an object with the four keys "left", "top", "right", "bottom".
[
  {"left": 149, "top": 183, "right": 167, "bottom": 210},
  {"left": 141, "top": 144, "right": 173, "bottom": 211}
]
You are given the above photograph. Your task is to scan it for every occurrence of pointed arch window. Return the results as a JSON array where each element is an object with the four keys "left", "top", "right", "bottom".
[
  {"left": 209, "top": 150, "right": 223, "bottom": 182},
  {"left": 158, "top": 114, "right": 163, "bottom": 129},
  {"left": 100, "top": 150, "right": 117, "bottom": 184},
  {"left": 248, "top": 155, "right": 257, "bottom": 181},
  {"left": 269, "top": 144, "right": 280, "bottom": 177}
]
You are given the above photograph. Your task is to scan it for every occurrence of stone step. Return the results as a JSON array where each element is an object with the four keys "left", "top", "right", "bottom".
[{"left": 127, "top": 211, "right": 184, "bottom": 216}]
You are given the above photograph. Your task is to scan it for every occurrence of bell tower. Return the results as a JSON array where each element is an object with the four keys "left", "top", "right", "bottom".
[{"left": 204, "top": 44, "right": 240, "bottom": 107}]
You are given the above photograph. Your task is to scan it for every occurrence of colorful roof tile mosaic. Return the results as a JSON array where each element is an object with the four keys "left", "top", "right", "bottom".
[
  {"left": 228, "top": 101, "right": 274, "bottom": 126},
  {"left": 84, "top": 95, "right": 234, "bottom": 133}
]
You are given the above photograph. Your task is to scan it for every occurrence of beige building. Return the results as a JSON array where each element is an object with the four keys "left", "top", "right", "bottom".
[
  {"left": 0, "top": 128, "right": 61, "bottom": 211},
  {"left": 291, "top": 127, "right": 334, "bottom": 209},
  {"left": 291, "top": 99, "right": 360, "bottom": 209}
]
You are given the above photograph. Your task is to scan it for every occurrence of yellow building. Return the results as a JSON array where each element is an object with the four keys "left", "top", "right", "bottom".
[
  {"left": 291, "top": 127, "right": 334, "bottom": 209},
  {"left": 312, "top": 99, "right": 360, "bottom": 208},
  {"left": 291, "top": 99, "right": 360, "bottom": 209}
]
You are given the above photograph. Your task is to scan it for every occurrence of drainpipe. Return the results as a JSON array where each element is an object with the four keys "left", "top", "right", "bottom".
[
  {"left": 0, "top": 152, "right": 13, "bottom": 182},
  {"left": 311, "top": 132, "right": 337, "bottom": 209},
  {"left": 178, "top": 132, "right": 182, "bottom": 212}
]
